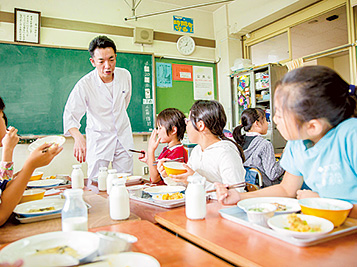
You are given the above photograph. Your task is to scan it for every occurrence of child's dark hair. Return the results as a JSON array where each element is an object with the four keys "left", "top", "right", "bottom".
[
  {"left": 233, "top": 108, "right": 266, "bottom": 146},
  {"left": 88, "top": 36, "right": 117, "bottom": 58},
  {"left": 157, "top": 108, "right": 186, "bottom": 141},
  {"left": 276, "top": 66, "right": 357, "bottom": 127},
  {"left": 0, "top": 96, "right": 7, "bottom": 126},
  {"left": 189, "top": 100, "right": 245, "bottom": 161}
]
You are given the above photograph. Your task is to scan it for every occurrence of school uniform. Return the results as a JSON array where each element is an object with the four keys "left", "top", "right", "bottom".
[
  {"left": 280, "top": 118, "right": 357, "bottom": 204},
  {"left": 63, "top": 67, "right": 134, "bottom": 180}
]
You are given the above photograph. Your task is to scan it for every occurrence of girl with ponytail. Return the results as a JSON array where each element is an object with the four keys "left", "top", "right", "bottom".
[
  {"left": 233, "top": 108, "right": 284, "bottom": 187},
  {"left": 158, "top": 100, "right": 245, "bottom": 193},
  {"left": 216, "top": 66, "right": 357, "bottom": 219}
]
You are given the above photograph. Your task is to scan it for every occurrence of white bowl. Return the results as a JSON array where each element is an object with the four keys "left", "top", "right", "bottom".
[
  {"left": 245, "top": 203, "right": 277, "bottom": 227},
  {"left": 96, "top": 231, "right": 138, "bottom": 256},
  {"left": 0, "top": 231, "right": 100, "bottom": 264},
  {"left": 28, "top": 136, "right": 66, "bottom": 152},
  {"left": 238, "top": 197, "right": 301, "bottom": 214},
  {"left": 96, "top": 252, "right": 160, "bottom": 267}
]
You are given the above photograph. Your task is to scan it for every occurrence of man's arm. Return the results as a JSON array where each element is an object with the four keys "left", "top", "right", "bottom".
[{"left": 68, "top": 128, "right": 86, "bottom": 163}]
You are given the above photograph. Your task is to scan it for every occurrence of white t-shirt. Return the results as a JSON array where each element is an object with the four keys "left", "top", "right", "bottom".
[{"left": 188, "top": 140, "right": 246, "bottom": 193}]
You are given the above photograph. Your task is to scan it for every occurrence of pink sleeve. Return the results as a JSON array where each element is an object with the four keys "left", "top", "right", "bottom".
[{"left": 0, "top": 161, "right": 14, "bottom": 181}]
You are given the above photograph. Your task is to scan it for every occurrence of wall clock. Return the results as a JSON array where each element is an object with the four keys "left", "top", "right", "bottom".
[{"left": 177, "top": 35, "right": 195, "bottom": 55}]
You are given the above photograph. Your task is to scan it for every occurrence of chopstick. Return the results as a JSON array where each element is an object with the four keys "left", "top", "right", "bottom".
[
  {"left": 206, "top": 182, "right": 246, "bottom": 194},
  {"left": 129, "top": 149, "right": 144, "bottom": 154},
  {"left": 153, "top": 157, "right": 184, "bottom": 166}
]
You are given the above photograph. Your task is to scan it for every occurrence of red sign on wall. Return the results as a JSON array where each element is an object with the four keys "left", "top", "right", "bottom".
[{"left": 173, "top": 64, "right": 193, "bottom": 81}]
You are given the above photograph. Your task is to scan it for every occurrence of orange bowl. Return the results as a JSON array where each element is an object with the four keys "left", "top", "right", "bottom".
[
  {"left": 30, "top": 171, "right": 44, "bottom": 181},
  {"left": 299, "top": 198, "right": 353, "bottom": 227},
  {"left": 163, "top": 162, "right": 187, "bottom": 176},
  {"left": 20, "top": 189, "right": 46, "bottom": 203}
]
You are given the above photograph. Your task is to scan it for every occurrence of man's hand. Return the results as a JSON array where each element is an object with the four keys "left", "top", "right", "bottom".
[{"left": 69, "top": 128, "right": 86, "bottom": 163}]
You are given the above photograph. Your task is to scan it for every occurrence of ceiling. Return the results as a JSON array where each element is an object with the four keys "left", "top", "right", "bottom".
[
  {"left": 151, "top": 0, "right": 231, "bottom": 12},
  {"left": 291, "top": 6, "right": 348, "bottom": 59}
]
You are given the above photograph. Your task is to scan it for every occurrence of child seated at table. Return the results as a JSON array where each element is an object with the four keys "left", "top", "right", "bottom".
[
  {"left": 215, "top": 66, "right": 357, "bottom": 218},
  {"left": 233, "top": 108, "right": 284, "bottom": 187},
  {"left": 0, "top": 96, "right": 63, "bottom": 226},
  {"left": 158, "top": 100, "right": 246, "bottom": 193},
  {"left": 139, "top": 108, "right": 188, "bottom": 185}
]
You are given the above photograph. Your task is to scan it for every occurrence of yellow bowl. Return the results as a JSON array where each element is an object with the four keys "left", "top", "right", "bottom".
[
  {"left": 299, "top": 198, "right": 353, "bottom": 227},
  {"left": 30, "top": 171, "right": 44, "bottom": 181},
  {"left": 20, "top": 189, "right": 46, "bottom": 203},
  {"left": 163, "top": 162, "right": 187, "bottom": 176}
]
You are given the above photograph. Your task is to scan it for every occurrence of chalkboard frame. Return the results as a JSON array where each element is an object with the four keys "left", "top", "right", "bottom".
[{"left": 0, "top": 41, "right": 155, "bottom": 135}]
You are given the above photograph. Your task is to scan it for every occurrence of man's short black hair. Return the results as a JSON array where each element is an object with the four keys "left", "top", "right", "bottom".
[{"left": 88, "top": 36, "right": 116, "bottom": 58}]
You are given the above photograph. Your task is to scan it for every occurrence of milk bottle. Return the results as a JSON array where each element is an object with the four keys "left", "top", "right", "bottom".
[
  {"left": 61, "top": 189, "right": 88, "bottom": 231},
  {"left": 71, "top": 164, "right": 84, "bottom": 189},
  {"left": 98, "top": 167, "right": 108, "bottom": 191},
  {"left": 185, "top": 175, "right": 206, "bottom": 220},
  {"left": 109, "top": 178, "right": 130, "bottom": 220},
  {"left": 106, "top": 169, "right": 118, "bottom": 194}
]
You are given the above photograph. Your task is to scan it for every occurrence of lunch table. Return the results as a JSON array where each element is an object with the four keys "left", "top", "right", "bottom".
[
  {"left": 0, "top": 190, "right": 140, "bottom": 244},
  {"left": 90, "top": 220, "right": 232, "bottom": 266},
  {"left": 155, "top": 202, "right": 357, "bottom": 267}
]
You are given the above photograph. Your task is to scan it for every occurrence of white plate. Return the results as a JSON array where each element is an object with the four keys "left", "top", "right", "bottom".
[
  {"left": 14, "top": 198, "right": 65, "bottom": 217},
  {"left": 152, "top": 193, "right": 185, "bottom": 204},
  {"left": 27, "top": 179, "right": 63, "bottom": 188},
  {"left": 143, "top": 185, "right": 186, "bottom": 196},
  {"left": 238, "top": 197, "right": 301, "bottom": 214},
  {"left": 89, "top": 252, "right": 160, "bottom": 267},
  {"left": 267, "top": 214, "right": 334, "bottom": 239},
  {"left": 0, "top": 231, "right": 99, "bottom": 264},
  {"left": 28, "top": 136, "right": 66, "bottom": 152},
  {"left": 126, "top": 175, "right": 142, "bottom": 182}
]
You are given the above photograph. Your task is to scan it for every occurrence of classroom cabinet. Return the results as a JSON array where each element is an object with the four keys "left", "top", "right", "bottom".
[{"left": 231, "top": 63, "right": 287, "bottom": 153}]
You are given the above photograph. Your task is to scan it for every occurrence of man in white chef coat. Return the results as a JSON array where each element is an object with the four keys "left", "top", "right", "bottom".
[{"left": 63, "top": 35, "right": 134, "bottom": 182}]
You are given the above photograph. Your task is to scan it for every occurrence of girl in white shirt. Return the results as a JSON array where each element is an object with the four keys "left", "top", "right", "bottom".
[{"left": 158, "top": 100, "right": 246, "bottom": 192}]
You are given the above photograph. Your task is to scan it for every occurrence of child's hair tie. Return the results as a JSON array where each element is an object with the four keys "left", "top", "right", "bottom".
[{"left": 349, "top": 85, "right": 356, "bottom": 96}]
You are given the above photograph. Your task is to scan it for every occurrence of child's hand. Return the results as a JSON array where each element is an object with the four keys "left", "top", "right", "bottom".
[
  {"left": 296, "top": 189, "right": 320, "bottom": 199},
  {"left": 170, "top": 164, "right": 194, "bottom": 185},
  {"left": 0, "top": 259, "right": 24, "bottom": 267},
  {"left": 138, "top": 150, "right": 148, "bottom": 164},
  {"left": 1, "top": 127, "right": 19, "bottom": 151},
  {"left": 157, "top": 158, "right": 168, "bottom": 178},
  {"left": 148, "top": 129, "right": 160, "bottom": 153},
  {"left": 25, "top": 143, "right": 63, "bottom": 169},
  {"left": 214, "top": 182, "right": 241, "bottom": 205}
]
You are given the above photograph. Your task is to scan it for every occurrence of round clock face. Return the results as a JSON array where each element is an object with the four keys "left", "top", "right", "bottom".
[{"left": 177, "top": 36, "right": 195, "bottom": 55}]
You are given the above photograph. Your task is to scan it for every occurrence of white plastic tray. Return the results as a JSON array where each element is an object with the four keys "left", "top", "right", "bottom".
[
  {"left": 219, "top": 206, "right": 357, "bottom": 247},
  {"left": 129, "top": 190, "right": 185, "bottom": 209}
]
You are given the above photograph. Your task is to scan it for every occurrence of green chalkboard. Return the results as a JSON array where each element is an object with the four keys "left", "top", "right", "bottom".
[
  {"left": 155, "top": 57, "right": 217, "bottom": 116},
  {"left": 0, "top": 42, "right": 154, "bottom": 135}
]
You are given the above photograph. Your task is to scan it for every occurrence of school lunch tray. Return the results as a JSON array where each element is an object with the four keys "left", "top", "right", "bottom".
[
  {"left": 129, "top": 190, "right": 185, "bottom": 209},
  {"left": 15, "top": 201, "right": 92, "bottom": 224},
  {"left": 219, "top": 206, "right": 357, "bottom": 247}
]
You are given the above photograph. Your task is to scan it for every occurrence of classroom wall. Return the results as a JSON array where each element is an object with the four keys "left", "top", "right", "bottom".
[
  {"left": 0, "top": 0, "right": 216, "bottom": 177},
  {"left": 0, "top": 0, "right": 321, "bottom": 177}
]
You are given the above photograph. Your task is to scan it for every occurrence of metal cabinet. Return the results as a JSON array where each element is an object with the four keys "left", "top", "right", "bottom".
[{"left": 231, "top": 63, "right": 287, "bottom": 153}]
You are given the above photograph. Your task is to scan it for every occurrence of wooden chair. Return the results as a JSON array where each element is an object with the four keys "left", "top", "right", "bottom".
[{"left": 244, "top": 167, "right": 263, "bottom": 191}]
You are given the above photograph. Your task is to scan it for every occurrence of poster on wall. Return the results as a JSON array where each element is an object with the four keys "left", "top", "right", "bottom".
[
  {"left": 156, "top": 62, "right": 172, "bottom": 88},
  {"left": 173, "top": 64, "right": 193, "bottom": 81},
  {"left": 14, "top": 8, "right": 41, "bottom": 44},
  {"left": 193, "top": 66, "right": 214, "bottom": 100},
  {"left": 173, "top": 15, "right": 194, "bottom": 33}
]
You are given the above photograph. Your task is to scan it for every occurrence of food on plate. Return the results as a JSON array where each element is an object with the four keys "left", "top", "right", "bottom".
[
  {"left": 160, "top": 192, "right": 184, "bottom": 200},
  {"left": 249, "top": 207, "right": 269, "bottom": 212},
  {"left": 272, "top": 202, "right": 287, "bottom": 211},
  {"left": 285, "top": 213, "right": 321, "bottom": 232},
  {"left": 28, "top": 206, "right": 55, "bottom": 213},
  {"left": 35, "top": 245, "right": 79, "bottom": 258}
]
